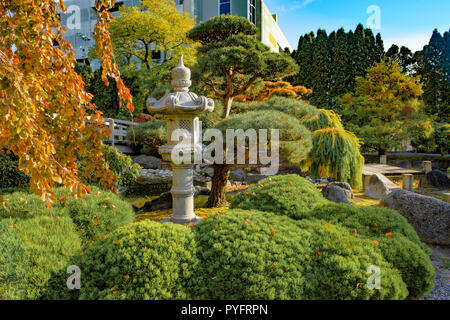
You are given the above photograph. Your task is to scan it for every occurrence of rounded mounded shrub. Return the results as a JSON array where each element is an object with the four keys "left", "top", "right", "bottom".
[
  {"left": 307, "top": 203, "right": 435, "bottom": 297},
  {"left": 46, "top": 221, "right": 198, "bottom": 300},
  {"left": 309, "top": 203, "right": 429, "bottom": 253},
  {"left": 55, "top": 186, "right": 135, "bottom": 245},
  {"left": 230, "top": 174, "right": 327, "bottom": 219},
  {"left": 0, "top": 220, "right": 29, "bottom": 299},
  {"left": 189, "top": 210, "right": 408, "bottom": 300}
]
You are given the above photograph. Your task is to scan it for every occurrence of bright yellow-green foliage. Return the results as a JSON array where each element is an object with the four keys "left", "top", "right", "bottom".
[
  {"left": 303, "top": 128, "right": 364, "bottom": 189},
  {"left": 110, "top": 0, "right": 197, "bottom": 69},
  {"left": 108, "top": 0, "right": 197, "bottom": 109},
  {"left": 230, "top": 175, "right": 327, "bottom": 219},
  {"left": 339, "top": 59, "right": 433, "bottom": 154}
]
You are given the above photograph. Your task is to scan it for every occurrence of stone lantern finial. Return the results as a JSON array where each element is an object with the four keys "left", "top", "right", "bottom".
[{"left": 171, "top": 55, "right": 191, "bottom": 93}]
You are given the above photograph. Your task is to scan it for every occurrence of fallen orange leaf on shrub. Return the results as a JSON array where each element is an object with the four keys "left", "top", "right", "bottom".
[
  {"left": 314, "top": 250, "right": 321, "bottom": 256},
  {"left": 385, "top": 232, "right": 393, "bottom": 237},
  {"left": 123, "top": 274, "right": 130, "bottom": 279},
  {"left": 288, "top": 179, "right": 293, "bottom": 184},
  {"left": 259, "top": 184, "right": 264, "bottom": 188},
  {"left": 94, "top": 220, "right": 100, "bottom": 226},
  {"left": 372, "top": 240, "right": 379, "bottom": 245},
  {"left": 110, "top": 205, "right": 116, "bottom": 210}
]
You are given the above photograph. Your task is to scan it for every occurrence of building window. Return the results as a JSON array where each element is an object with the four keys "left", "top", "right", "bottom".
[
  {"left": 219, "top": 0, "right": 231, "bottom": 15},
  {"left": 249, "top": 0, "right": 256, "bottom": 24}
]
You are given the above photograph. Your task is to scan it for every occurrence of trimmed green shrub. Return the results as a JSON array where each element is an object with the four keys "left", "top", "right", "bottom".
[
  {"left": 308, "top": 203, "right": 429, "bottom": 253},
  {"left": 377, "top": 235, "right": 435, "bottom": 297},
  {"left": 230, "top": 174, "right": 327, "bottom": 219},
  {"left": 306, "top": 203, "right": 434, "bottom": 297},
  {"left": 46, "top": 221, "right": 198, "bottom": 300},
  {"left": 0, "top": 220, "right": 29, "bottom": 299},
  {"left": 0, "top": 150, "right": 29, "bottom": 189},
  {"left": 55, "top": 186, "right": 135, "bottom": 245},
  {"left": 189, "top": 210, "right": 408, "bottom": 300},
  {"left": 0, "top": 204, "right": 82, "bottom": 300}
]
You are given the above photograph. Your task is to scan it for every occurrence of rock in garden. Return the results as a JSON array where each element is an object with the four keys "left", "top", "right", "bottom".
[
  {"left": 133, "top": 155, "right": 162, "bottom": 169},
  {"left": 195, "top": 186, "right": 211, "bottom": 196},
  {"left": 230, "top": 170, "right": 246, "bottom": 182},
  {"left": 425, "top": 170, "right": 450, "bottom": 189},
  {"left": 245, "top": 173, "right": 269, "bottom": 184},
  {"left": 365, "top": 173, "right": 400, "bottom": 199},
  {"left": 322, "top": 183, "right": 352, "bottom": 204},
  {"left": 381, "top": 189, "right": 450, "bottom": 246}
]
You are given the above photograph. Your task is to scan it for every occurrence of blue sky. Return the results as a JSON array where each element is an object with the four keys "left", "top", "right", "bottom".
[{"left": 264, "top": 0, "right": 450, "bottom": 52}]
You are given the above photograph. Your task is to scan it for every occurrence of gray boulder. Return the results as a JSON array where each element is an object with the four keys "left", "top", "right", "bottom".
[
  {"left": 132, "top": 155, "right": 162, "bottom": 169},
  {"left": 230, "top": 169, "right": 246, "bottom": 182},
  {"left": 425, "top": 170, "right": 450, "bottom": 189},
  {"left": 322, "top": 183, "right": 352, "bottom": 204},
  {"left": 381, "top": 189, "right": 450, "bottom": 246},
  {"left": 365, "top": 173, "right": 400, "bottom": 199}
]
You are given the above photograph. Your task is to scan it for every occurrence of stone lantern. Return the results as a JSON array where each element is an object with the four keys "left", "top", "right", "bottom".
[{"left": 147, "top": 56, "right": 214, "bottom": 225}]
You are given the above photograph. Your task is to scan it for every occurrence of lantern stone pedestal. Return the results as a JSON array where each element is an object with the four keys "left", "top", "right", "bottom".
[{"left": 147, "top": 56, "right": 214, "bottom": 225}]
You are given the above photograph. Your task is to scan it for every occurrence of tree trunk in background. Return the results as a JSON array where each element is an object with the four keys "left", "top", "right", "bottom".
[
  {"left": 222, "top": 96, "right": 234, "bottom": 118},
  {"left": 206, "top": 164, "right": 232, "bottom": 208}
]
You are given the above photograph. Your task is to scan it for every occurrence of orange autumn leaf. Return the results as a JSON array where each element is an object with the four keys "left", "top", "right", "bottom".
[
  {"left": 217, "top": 211, "right": 223, "bottom": 215},
  {"left": 372, "top": 240, "right": 379, "bottom": 245},
  {"left": 272, "top": 230, "right": 276, "bottom": 236},
  {"left": 110, "top": 205, "right": 116, "bottom": 210},
  {"left": 276, "top": 181, "right": 280, "bottom": 185},
  {"left": 385, "top": 232, "right": 393, "bottom": 237},
  {"left": 123, "top": 274, "right": 130, "bottom": 279},
  {"left": 314, "top": 250, "right": 321, "bottom": 256},
  {"left": 244, "top": 219, "right": 252, "bottom": 225},
  {"left": 288, "top": 179, "right": 293, "bottom": 184},
  {"left": 94, "top": 220, "right": 100, "bottom": 226},
  {"left": 259, "top": 184, "right": 264, "bottom": 188},
  {"left": 252, "top": 192, "right": 256, "bottom": 197}
]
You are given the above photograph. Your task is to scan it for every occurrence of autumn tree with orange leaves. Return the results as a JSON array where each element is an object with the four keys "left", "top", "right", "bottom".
[{"left": 0, "top": 0, "right": 133, "bottom": 205}]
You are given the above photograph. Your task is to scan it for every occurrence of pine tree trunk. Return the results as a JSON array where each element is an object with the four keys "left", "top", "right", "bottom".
[{"left": 206, "top": 164, "right": 232, "bottom": 208}]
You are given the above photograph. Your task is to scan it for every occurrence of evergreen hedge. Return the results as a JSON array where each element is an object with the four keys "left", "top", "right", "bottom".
[{"left": 230, "top": 174, "right": 327, "bottom": 219}]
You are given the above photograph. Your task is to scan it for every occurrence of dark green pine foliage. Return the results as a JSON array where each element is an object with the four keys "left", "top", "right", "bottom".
[
  {"left": 329, "top": 28, "right": 349, "bottom": 107},
  {"left": 386, "top": 44, "right": 400, "bottom": 59},
  {"left": 347, "top": 24, "right": 369, "bottom": 90},
  {"left": 293, "top": 33, "right": 315, "bottom": 90},
  {"left": 292, "top": 25, "right": 383, "bottom": 110},
  {"left": 310, "top": 29, "right": 330, "bottom": 107},
  {"left": 375, "top": 33, "right": 385, "bottom": 62},
  {"left": 417, "top": 29, "right": 450, "bottom": 122}
]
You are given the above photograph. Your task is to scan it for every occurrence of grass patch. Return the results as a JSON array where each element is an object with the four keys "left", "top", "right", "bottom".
[
  {"left": 414, "top": 188, "right": 450, "bottom": 202},
  {"left": 351, "top": 191, "right": 381, "bottom": 207},
  {"left": 132, "top": 194, "right": 235, "bottom": 222}
]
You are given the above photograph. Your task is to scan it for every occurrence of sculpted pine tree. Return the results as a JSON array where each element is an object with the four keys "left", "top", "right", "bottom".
[
  {"left": 0, "top": 0, "right": 133, "bottom": 204},
  {"left": 187, "top": 15, "right": 299, "bottom": 118}
]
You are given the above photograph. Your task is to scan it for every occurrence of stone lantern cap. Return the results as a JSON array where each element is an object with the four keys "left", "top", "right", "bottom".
[{"left": 147, "top": 55, "right": 215, "bottom": 115}]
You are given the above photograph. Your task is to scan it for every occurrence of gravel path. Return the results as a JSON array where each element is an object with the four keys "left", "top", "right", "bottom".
[{"left": 423, "top": 245, "right": 450, "bottom": 300}]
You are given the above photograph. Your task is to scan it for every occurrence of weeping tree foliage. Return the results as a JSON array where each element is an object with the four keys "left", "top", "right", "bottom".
[
  {"left": 302, "top": 128, "right": 364, "bottom": 189},
  {"left": 303, "top": 109, "right": 344, "bottom": 132}
]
